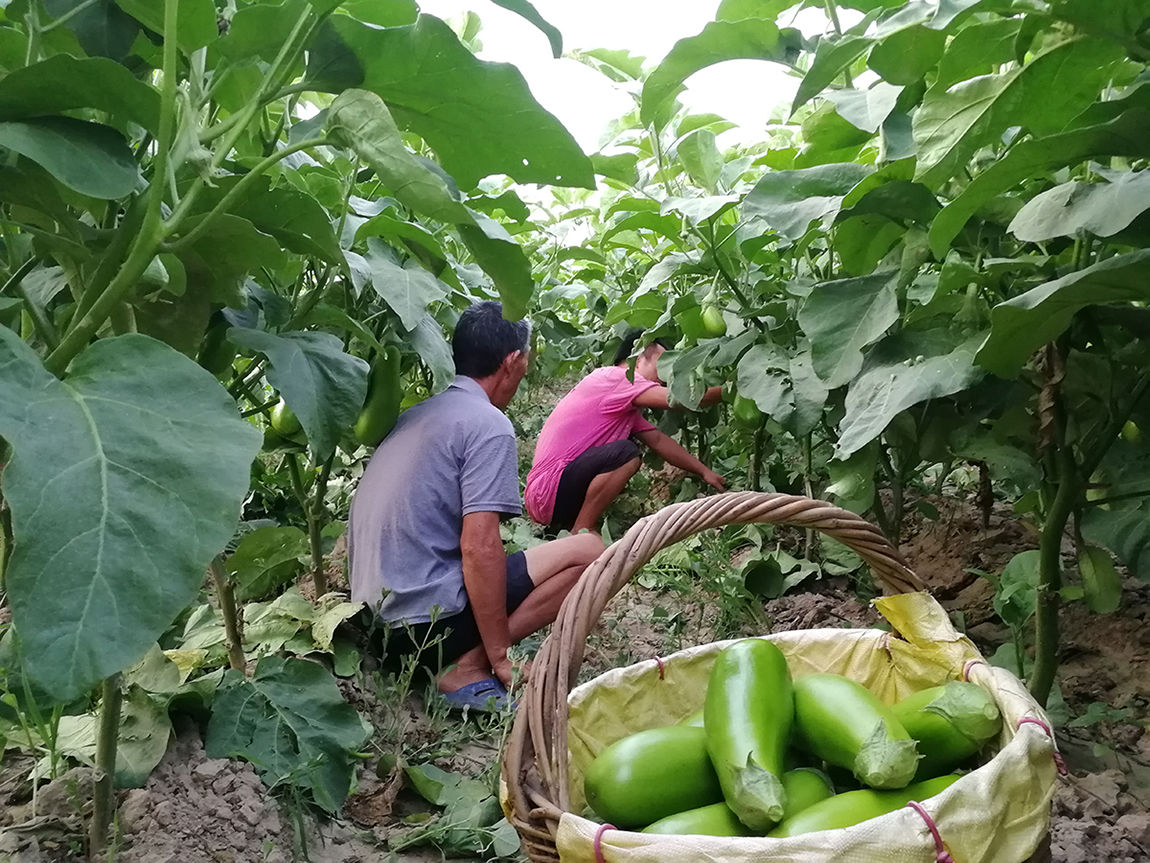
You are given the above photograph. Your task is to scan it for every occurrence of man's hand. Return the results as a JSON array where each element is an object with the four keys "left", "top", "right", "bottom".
[{"left": 701, "top": 469, "right": 726, "bottom": 491}]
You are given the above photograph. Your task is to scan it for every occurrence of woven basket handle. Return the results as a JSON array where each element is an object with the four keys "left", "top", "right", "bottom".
[{"left": 503, "top": 491, "right": 922, "bottom": 860}]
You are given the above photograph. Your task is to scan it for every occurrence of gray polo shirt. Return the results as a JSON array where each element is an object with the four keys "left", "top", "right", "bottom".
[{"left": 347, "top": 375, "right": 521, "bottom": 624}]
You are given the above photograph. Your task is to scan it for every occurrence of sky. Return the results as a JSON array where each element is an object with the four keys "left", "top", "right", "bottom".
[{"left": 414, "top": 0, "right": 845, "bottom": 153}]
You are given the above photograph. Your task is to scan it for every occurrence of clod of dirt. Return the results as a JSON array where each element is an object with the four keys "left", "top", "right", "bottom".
[
  {"left": 1051, "top": 770, "right": 1150, "bottom": 863},
  {"left": 111, "top": 719, "right": 292, "bottom": 863}
]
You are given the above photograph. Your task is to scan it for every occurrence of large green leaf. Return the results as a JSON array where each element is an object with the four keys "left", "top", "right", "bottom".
[
  {"left": 306, "top": 15, "right": 593, "bottom": 189},
  {"left": 407, "top": 312, "right": 455, "bottom": 393},
  {"left": 676, "top": 129, "right": 723, "bottom": 193},
  {"left": 456, "top": 211, "right": 536, "bottom": 320},
  {"left": 218, "top": 0, "right": 305, "bottom": 61},
  {"left": 837, "top": 334, "right": 985, "bottom": 456},
  {"left": 227, "top": 329, "right": 369, "bottom": 460},
  {"left": 928, "top": 109, "right": 1150, "bottom": 256},
  {"left": 326, "top": 89, "right": 470, "bottom": 224},
  {"left": 914, "top": 38, "right": 1123, "bottom": 188},
  {"left": 227, "top": 526, "right": 309, "bottom": 602},
  {"left": 191, "top": 176, "right": 343, "bottom": 263},
  {"left": 489, "top": 0, "right": 562, "bottom": 57},
  {"left": 742, "top": 162, "right": 872, "bottom": 240},
  {"left": 1082, "top": 504, "right": 1150, "bottom": 582},
  {"left": 0, "top": 331, "right": 260, "bottom": 700},
  {"left": 49, "top": 685, "right": 171, "bottom": 788},
  {"left": 1047, "top": 0, "right": 1150, "bottom": 54},
  {"left": 1008, "top": 170, "right": 1150, "bottom": 242},
  {"left": 0, "top": 55, "right": 161, "bottom": 133},
  {"left": 975, "top": 250, "right": 1150, "bottom": 378},
  {"left": 836, "top": 179, "right": 940, "bottom": 226},
  {"left": 826, "top": 82, "right": 903, "bottom": 133},
  {"left": 867, "top": 25, "right": 945, "bottom": 86},
  {"left": 1078, "top": 545, "right": 1123, "bottom": 614},
  {"left": 42, "top": 0, "right": 140, "bottom": 62},
  {"left": 114, "top": 0, "right": 218, "bottom": 53},
  {"left": 640, "top": 18, "right": 795, "bottom": 129},
  {"left": 205, "top": 656, "right": 370, "bottom": 812},
  {"left": 174, "top": 214, "right": 287, "bottom": 307},
  {"left": 798, "top": 270, "right": 900, "bottom": 388},
  {"left": 737, "top": 345, "right": 828, "bottom": 436},
  {"left": 0, "top": 117, "right": 138, "bottom": 199},
  {"left": 933, "top": 18, "right": 1021, "bottom": 90},
  {"left": 791, "top": 14, "right": 881, "bottom": 115},
  {"left": 363, "top": 237, "right": 450, "bottom": 330}
]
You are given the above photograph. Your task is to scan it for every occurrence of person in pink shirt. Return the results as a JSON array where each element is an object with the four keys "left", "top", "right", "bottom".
[{"left": 525, "top": 331, "right": 726, "bottom": 535}]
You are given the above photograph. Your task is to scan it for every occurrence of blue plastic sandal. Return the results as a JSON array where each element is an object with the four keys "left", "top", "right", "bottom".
[{"left": 440, "top": 678, "right": 510, "bottom": 713}]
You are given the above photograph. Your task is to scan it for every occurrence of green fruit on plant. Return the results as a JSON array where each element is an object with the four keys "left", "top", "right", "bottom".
[
  {"left": 701, "top": 304, "right": 727, "bottom": 337},
  {"left": 642, "top": 802, "right": 751, "bottom": 837},
  {"left": 733, "top": 395, "right": 763, "bottom": 428},
  {"left": 892, "top": 681, "right": 1000, "bottom": 780},
  {"left": 768, "top": 774, "right": 961, "bottom": 837},
  {"left": 1121, "top": 420, "right": 1142, "bottom": 443},
  {"left": 270, "top": 400, "right": 302, "bottom": 436},
  {"left": 354, "top": 347, "right": 403, "bottom": 447},
  {"left": 704, "top": 639, "right": 794, "bottom": 830},
  {"left": 793, "top": 674, "right": 918, "bottom": 790},
  {"left": 583, "top": 726, "right": 723, "bottom": 828},
  {"left": 698, "top": 406, "right": 720, "bottom": 429}
]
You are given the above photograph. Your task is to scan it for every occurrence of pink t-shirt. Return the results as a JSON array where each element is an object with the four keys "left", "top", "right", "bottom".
[{"left": 525, "top": 366, "right": 660, "bottom": 524}]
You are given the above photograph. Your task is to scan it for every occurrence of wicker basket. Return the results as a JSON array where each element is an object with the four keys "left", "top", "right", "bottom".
[{"left": 501, "top": 491, "right": 1056, "bottom": 863}]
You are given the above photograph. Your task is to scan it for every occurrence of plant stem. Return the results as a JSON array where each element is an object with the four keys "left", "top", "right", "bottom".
[
  {"left": 0, "top": 256, "right": 40, "bottom": 297},
  {"left": 1029, "top": 445, "right": 1078, "bottom": 705},
  {"left": 750, "top": 426, "right": 763, "bottom": 492},
  {"left": 210, "top": 557, "right": 247, "bottom": 674},
  {"left": 308, "top": 454, "right": 336, "bottom": 597},
  {"left": 287, "top": 454, "right": 329, "bottom": 596},
  {"left": 88, "top": 674, "right": 123, "bottom": 858},
  {"left": 802, "top": 433, "right": 814, "bottom": 557}
]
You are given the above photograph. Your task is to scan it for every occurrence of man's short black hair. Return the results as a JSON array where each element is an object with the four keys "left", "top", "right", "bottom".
[
  {"left": 613, "top": 328, "right": 670, "bottom": 365},
  {"left": 453, "top": 301, "right": 531, "bottom": 378}
]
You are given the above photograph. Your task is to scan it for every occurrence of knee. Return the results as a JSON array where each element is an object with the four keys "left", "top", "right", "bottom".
[
  {"left": 622, "top": 456, "right": 641, "bottom": 478},
  {"left": 573, "top": 532, "right": 606, "bottom": 565}
]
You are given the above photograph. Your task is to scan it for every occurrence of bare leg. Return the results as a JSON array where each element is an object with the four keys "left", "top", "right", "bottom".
[
  {"left": 570, "top": 457, "right": 641, "bottom": 535},
  {"left": 438, "top": 534, "right": 603, "bottom": 692}
]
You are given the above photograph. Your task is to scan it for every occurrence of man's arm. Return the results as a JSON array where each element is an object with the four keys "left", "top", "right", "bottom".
[
  {"left": 632, "top": 384, "right": 724, "bottom": 410},
  {"left": 459, "top": 511, "right": 514, "bottom": 686},
  {"left": 635, "top": 428, "right": 726, "bottom": 491}
]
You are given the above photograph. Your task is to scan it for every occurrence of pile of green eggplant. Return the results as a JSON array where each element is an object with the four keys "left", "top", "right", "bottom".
[{"left": 582, "top": 639, "right": 1002, "bottom": 837}]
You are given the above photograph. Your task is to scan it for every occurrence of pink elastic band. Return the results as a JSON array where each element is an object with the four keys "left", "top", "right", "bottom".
[
  {"left": 962, "top": 659, "right": 987, "bottom": 681},
  {"left": 593, "top": 823, "right": 615, "bottom": 863},
  {"left": 1017, "top": 717, "right": 1068, "bottom": 775},
  {"left": 652, "top": 655, "right": 666, "bottom": 679},
  {"left": 906, "top": 800, "right": 955, "bottom": 863}
]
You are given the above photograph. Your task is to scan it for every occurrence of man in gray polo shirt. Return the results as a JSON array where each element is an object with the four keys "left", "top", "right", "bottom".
[{"left": 348, "top": 301, "right": 604, "bottom": 710}]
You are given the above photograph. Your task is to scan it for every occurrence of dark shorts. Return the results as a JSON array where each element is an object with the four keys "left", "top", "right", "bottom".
[
  {"left": 367, "top": 551, "right": 533, "bottom": 675},
  {"left": 549, "top": 438, "right": 642, "bottom": 532}
]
